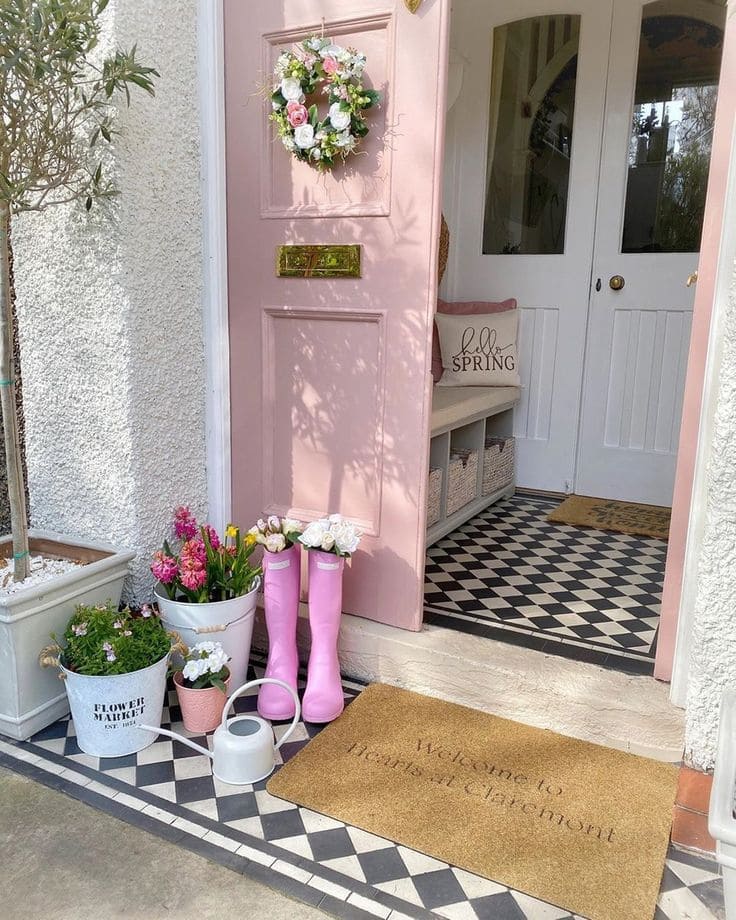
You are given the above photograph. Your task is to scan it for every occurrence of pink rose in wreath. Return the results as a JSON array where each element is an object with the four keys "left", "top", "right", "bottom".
[
  {"left": 322, "top": 56, "right": 338, "bottom": 75},
  {"left": 286, "top": 102, "right": 308, "bottom": 128}
]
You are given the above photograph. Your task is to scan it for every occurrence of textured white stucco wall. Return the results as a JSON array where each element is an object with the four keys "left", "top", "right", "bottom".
[
  {"left": 11, "top": 0, "right": 207, "bottom": 602},
  {"left": 684, "top": 257, "right": 736, "bottom": 771}
]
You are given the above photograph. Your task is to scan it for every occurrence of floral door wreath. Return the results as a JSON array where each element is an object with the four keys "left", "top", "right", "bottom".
[{"left": 270, "top": 36, "right": 380, "bottom": 172}]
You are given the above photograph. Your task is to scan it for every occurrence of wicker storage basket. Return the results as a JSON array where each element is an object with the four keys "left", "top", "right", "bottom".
[
  {"left": 427, "top": 468, "right": 443, "bottom": 528},
  {"left": 482, "top": 436, "right": 515, "bottom": 496},
  {"left": 447, "top": 448, "right": 478, "bottom": 516}
]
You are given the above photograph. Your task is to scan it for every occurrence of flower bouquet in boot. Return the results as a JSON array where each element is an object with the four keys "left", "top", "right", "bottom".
[
  {"left": 298, "top": 515, "right": 361, "bottom": 723},
  {"left": 171, "top": 641, "right": 231, "bottom": 733},
  {"left": 249, "top": 516, "right": 304, "bottom": 720}
]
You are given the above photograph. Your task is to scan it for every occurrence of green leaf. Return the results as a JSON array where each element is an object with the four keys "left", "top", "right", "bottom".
[{"left": 308, "top": 104, "right": 318, "bottom": 128}]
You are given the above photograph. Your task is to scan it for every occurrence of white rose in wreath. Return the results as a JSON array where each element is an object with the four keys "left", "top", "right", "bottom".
[
  {"left": 329, "top": 102, "right": 351, "bottom": 132},
  {"left": 280, "top": 77, "right": 303, "bottom": 102},
  {"left": 294, "top": 123, "right": 315, "bottom": 149}
]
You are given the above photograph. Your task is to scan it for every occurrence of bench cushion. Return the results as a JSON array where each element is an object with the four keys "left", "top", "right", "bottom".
[{"left": 431, "top": 386, "right": 519, "bottom": 435}]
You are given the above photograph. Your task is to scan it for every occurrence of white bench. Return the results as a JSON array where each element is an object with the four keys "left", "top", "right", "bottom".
[{"left": 428, "top": 386, "right": 520, "bottom": 546}]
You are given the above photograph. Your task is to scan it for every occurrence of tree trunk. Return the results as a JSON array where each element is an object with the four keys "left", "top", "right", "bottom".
[{"left": 0, "top": 205, "right": 29, "bottom": 581}]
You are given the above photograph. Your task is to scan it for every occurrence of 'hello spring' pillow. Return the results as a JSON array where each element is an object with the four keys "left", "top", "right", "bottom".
[{"left": 435, "top": 310, "right": 521, "bottom": 387}]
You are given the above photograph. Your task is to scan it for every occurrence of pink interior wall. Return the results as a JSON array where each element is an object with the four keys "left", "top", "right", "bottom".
[{"left": 655, "top": 9, "right": 736, "bottom": 681}]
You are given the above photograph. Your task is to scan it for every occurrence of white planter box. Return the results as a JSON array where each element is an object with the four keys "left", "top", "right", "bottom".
[
  {"left": 0, "top": 530, "right": 135, "bottom": 741},
  {"left": 709, "top": 688, "right": 736, "bottom": 919}
]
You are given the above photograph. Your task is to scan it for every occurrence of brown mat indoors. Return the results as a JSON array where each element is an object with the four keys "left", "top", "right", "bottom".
[
  {"left": 268, "top": 684, "right": 677, "bottom": 920},
  {"left": 547, "top": 494, "right": 671, "bottom": 540}
]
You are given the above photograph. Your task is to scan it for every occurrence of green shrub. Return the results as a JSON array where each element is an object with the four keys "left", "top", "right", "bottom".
[{"left": 56, "top": 602, "right": 171, "bottom": 676}]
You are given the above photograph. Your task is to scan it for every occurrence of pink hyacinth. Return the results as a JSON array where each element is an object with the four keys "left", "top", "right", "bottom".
[
  {"left": 203, "top": 524, "right": 221, "bottom": 550},
  {"left": 151, "top": 550, "right": 178, "bottom": 584},
  {"left": 181, "top": 538, "right": 207, "bottom": 565},
  {"left": 173, "top": 506, "right": 198, "bottom": 541},
  {"left": 180, "top": 558, "right": 207, "bottom": 591}
]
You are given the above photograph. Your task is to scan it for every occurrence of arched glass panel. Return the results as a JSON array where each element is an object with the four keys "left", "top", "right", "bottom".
[
  {"left": 483, "top": 15, "right": 581, "bottom": 255},
  {"left": 622, "top": 2, "right": 725, "bottom": 253}
]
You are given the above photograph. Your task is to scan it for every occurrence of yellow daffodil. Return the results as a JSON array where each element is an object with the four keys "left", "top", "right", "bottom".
[{"left": 225, "top": 524, "right": 238, "bottom": 539}]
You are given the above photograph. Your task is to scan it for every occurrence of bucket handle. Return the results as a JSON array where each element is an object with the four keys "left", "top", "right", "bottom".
[{"left": 224, "top": 678, "right": 301, "bottom": 750}]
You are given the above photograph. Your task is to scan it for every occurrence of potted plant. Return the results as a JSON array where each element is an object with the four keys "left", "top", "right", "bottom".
[
  {"left": 39, "top": 602, "right": 181, "bottom": 757},
  {"left": 152, "top": 508, "right": 262, "bottom": 688},
  {"left": 0, "top": 1, "right": 158, "bottom": 740},
  {"left": 298, "top": 514, "right": 361, "bottom": 723},
  {"left": 171, "top": 640, "right": 231, "bottom": 733},
  {"left": 249, "top": 515, "right": 303, "bottom": 721}
]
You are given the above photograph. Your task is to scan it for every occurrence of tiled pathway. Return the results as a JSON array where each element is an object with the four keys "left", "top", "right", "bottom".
[
  {"left": 424, "top": 493, "right": 666, "bottom": 676},
  {"left": 0, "top": 664, "right": 722, "bottom": 920}
]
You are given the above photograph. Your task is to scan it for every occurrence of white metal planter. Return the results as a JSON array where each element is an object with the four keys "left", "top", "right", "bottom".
[
  {"left": 154, "top": 580, "right": 260, "bottom": 688},
  {"left": 0, "top": 531, "right": 135, "bottom": 741},
  {"left": 709, "top": 688, "right": 736, "bottom": 919},
  {"left": 62, "top": 654, "right": 169, "bottom": 758}
]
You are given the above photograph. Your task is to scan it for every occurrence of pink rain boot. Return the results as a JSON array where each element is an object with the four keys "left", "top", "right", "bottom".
[
  {"left": 258, "top": 543, "right": 301, "bottom": 720},
  {"left": 302, "top": 550, "right": 345, "bottom": 723}
]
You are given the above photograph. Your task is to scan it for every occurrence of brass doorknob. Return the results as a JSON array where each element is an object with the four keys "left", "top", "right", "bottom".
[{"left": 609, "top": 275, "right": 625, "bottom": 291}]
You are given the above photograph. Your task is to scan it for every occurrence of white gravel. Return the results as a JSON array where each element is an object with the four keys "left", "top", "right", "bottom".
[{"left": 0, "top": 555, "right": 85, "bottom": 597}]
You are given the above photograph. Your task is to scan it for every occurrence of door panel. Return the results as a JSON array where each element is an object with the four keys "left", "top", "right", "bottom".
[
  {"left": 444, "top": 0, "right": 614, "bottom": 492},
  {"left": 225, "top": 1, "right": 449, "bottom": 629},
  {"left": 576, "top": 0, "right": 725, "bottom": 505}
]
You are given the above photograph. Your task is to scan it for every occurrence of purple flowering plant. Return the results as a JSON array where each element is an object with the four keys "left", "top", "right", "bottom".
[
  {"left": 152, "top": 507, "right": 261, "bottom": 604},
  {"left": 52, "top": 601, "right": 171, "bottom": 676}
]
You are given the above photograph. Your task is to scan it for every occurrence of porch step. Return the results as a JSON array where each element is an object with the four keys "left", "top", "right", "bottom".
[{"left": 252, "top": 608, "right": 684, "bottom": 763}]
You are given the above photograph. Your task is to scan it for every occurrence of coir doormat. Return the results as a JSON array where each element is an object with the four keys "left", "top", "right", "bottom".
[
  {"left": 547, "top": 495, "right": 671, "bottom": 540},
  {"left": 268, "top": 684, "right": 677, "bottom": 920}
]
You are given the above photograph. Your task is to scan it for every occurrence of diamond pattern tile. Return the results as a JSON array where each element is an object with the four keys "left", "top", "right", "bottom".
[{"left": 425, "top": 493, "right": 666, "bottom": 668}]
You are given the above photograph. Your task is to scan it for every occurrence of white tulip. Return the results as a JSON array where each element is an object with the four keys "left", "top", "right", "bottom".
[{"left": 265, "top": 533, "right": 287, "bottom": 553}]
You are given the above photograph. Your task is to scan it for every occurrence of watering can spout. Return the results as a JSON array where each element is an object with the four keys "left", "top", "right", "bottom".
[{"left": 138, "top": 724, "right": 214, "bottom": 760}]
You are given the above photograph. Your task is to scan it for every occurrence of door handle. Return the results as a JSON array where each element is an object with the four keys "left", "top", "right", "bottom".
[
  {"left": 686, "top": 271, "right": 698, "bottom": 287},
  {"left": 609, "top": 275, "right": 625, "bottom": 291}
]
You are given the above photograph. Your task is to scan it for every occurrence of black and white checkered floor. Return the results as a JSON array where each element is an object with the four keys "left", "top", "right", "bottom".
[
  {"left": 424, "top": 493, "right": 666, "bottom": 675},
  {"left": 0, "top": 663, "right": 723, "bottom": 920}
]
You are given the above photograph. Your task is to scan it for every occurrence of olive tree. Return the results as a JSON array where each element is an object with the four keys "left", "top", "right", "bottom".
[{"left": 0, "top": 0, "right": 158, "bottom": 580}]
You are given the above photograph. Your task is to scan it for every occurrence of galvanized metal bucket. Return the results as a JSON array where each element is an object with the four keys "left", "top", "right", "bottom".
[
  {"left": 154, "top": 580, "right": 260, "bottom": 688},
  {"left": 62, "top": 654, "right": 169, "bottom": 758}
]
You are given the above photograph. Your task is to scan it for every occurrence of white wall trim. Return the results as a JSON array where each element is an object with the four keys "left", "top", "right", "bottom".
[
  {"left": 671, "top": 108, "right": 736, "bottom": 706},
  {"left": 197, "top": 0, "right": 231, "bottom": 532}
]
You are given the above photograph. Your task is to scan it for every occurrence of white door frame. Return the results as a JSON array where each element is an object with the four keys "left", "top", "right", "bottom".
[
  {"left": 197, "top": 0, "right": 736, "bottom": 705},
  {"left": 198, "top": 0, "right": 232, "bottom": 534}
]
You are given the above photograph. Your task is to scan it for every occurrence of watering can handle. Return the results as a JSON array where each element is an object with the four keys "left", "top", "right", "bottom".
[{"left": 223, "top": 678, "right": 301, "bottom": 750}]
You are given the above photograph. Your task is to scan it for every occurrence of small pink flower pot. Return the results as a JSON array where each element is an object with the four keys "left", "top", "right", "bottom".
[{"left": 174, "top": 671, "right": 231, "bottom": 734}]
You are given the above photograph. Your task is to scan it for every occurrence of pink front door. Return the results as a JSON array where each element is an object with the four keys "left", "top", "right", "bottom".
[{"left": 224, "top": 0, "right": 449, "bottom": 630}]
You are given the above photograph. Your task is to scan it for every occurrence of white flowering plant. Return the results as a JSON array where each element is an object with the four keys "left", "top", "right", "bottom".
[
  {"left": 298, "top": 514, "right": 361, "bottom": 557},
  {"left": 269, "top": 35, "right": 380, "bottom": 171},
  {"left": 249, "top": 515, "right": 303, "bottom": 554},
  {"left": 173, "top": 641, "right": 230, "bottom": 693}
]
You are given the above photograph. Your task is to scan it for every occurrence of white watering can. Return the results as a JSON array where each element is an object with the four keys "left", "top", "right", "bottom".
[{"left": 140, "top": 678, "right": 300, "bottom": 785}]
